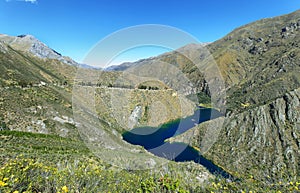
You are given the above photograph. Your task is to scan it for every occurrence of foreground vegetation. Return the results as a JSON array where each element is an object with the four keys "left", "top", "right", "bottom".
[
  {"left": 1, "top": 156, "right": 299, "bottom": 193},
  {"left": 0, "top": 130, "right": 299, "bottom": 193},
  {"left": 0, "top": 130, "right": 203, "bottom": 193}
]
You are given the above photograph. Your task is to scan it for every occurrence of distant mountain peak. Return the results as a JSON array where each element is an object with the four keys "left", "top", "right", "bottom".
[
  {"left": 104, "top": 42, "right": 210, "bottom": 72},
  {"left": 0, "top": 34, "right": 78, "bottom": 66}
]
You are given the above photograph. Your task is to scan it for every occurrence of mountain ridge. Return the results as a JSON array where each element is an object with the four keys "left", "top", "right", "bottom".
[
  {"left": 104, "top": 43, "right": 210, "bottom": 72},
  {"left": 168, "top": 9, "right": 300, "bottom": 182},
  {"left": 0, "top": 34, "right": 99, "bottom": 69}
]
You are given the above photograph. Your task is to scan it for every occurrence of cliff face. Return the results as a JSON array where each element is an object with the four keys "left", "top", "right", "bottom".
[
  {"left": 170, "top": 87, "right": 300, "bottom": 180},
  {"left": 0, "top": 34, "right": 78, "bottom": 66},
  {"left": 215, "top": 88, "right": 299, "bottom": 179}
]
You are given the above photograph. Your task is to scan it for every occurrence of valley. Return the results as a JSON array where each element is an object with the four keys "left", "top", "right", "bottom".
[{"left": 0, "top": 9, "right": 300, "bottom": 193}]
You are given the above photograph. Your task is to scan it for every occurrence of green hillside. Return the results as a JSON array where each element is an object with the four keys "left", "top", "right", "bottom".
[{"left": 168, "top": 9, "right": 300, "bottom": 187}]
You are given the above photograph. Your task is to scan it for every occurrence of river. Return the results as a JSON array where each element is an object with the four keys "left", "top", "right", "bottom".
[{"left": 122, "top": 107, "right": 233, "bottom": 178}]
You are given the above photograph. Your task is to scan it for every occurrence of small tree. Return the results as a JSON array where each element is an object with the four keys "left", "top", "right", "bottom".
[{"left": 0, "top": 121, "right": 7, "bottom": 131}]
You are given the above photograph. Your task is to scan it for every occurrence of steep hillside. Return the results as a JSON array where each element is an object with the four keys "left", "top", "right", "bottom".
[
  {"left": 207, "top": 10, "right": 300, "bottom": 111},
  {"left": 0, "top": 34, "right": 78, "bottom": 66},
  {"left": 103, "top": 44, "right": 211, "bottom": 103},
  {"left": 170, "top": 88, "right": 300, "bottom": 180},
  {"left": 106, "top": 10, "right": 300, "bottom": 112},
  {"left": 169, "top": 10, "right": 300, "bottom": 182},
  {"left": 0, "top": 40, "right": 80, "bottom": 138}
]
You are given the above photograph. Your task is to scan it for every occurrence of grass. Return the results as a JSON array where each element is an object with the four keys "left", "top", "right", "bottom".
[
  {"left": 0, "top": 130, "right": 208, "bottom": 193},
  {"left": 1, "top": 130, "right": 299, "bottom": 192},
  {"left": 0, "top": 156, "right": 201, "bottom": 193}
]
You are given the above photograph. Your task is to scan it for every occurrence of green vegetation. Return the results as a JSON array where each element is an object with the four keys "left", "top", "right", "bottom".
[
  {"left": 138, "top": 85, "right": 159, "bottom": 90},
  {"left": 186, "top": 92, "right": 211, "bottom": 108},
  {"left": 0, "top": 130, "right": 205, "bottom": 193},
  {"left": 207, "top": 10, "right": 300, "bottom": 113},
  {"left": 136, "top": 80, "right": 169, "bottom": 90},
  {"left": 169, "top": 10, "right": 300, "bottom": 187},
  {"left": 1, "top": 130, "right": 299, "bottom": 192}
]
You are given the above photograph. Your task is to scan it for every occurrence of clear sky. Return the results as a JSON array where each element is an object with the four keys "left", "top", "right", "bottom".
[{"left": 0, "top": 0, "right": 300, "bottom": 66}]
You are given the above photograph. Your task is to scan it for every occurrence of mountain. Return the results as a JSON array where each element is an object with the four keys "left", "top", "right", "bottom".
[
  {"left": 99, "top": 9, "right": 300, "bottom": 183},
  {"left": 0, "top": 34, "right": 99, "bottom": 69},
  {"left": 0, "top": 34, "right": 78, "bottom": 66},
  {"left": 0, "top": 36, "right": 78, "bottom": 137},
  {"left": 169, "top": 9, "right": 300, "bottom": 182},
  {"left": 208, "top": 10, "right": 300, "bottom": 111},
  {"left": 105, "top": 61, "right": 143, "bottom": 71},
  {"left": 0, "top": 34, "right": 215, "bottom": 193},
  {"left": 104, "top": 43, "right": 210, "bottom": 72}
]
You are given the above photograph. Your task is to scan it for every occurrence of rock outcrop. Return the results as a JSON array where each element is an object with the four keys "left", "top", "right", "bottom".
[
  {"left": 171, "top": 87, "right": 300, "bottom": 180},
  {"left": 0, "top": 34, "right": 78, "bottom": 66}
]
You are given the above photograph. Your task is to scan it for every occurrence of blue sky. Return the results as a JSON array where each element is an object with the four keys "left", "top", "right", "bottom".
[{"left": 0, "top": 0, "right": 300, "bottom": 66}]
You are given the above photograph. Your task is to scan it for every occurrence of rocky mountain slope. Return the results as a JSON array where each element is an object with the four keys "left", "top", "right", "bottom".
[
  {"left": 168, "top": 9, "right": 300, "bottom": 182},
  {"left": 0, "top": 34, "right": 79, "bottom": 66},
  {"left": 209, "top": 10, "right": 300, "bottom": 112},
  {"left": 0, "top": 38, "right": 80, "bottom": 137},
  {"left": 170, "top": 87, "right": 300, "bottom": 181}
]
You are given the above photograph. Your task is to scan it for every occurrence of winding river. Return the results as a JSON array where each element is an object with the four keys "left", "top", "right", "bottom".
[{"left": 122, "top": 107, "right": 233, "bottom": 178}]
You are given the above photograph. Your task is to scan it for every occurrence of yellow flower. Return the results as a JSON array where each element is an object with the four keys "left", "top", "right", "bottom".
[
  {"left": 13, "top": 191, "right": 19, "bottom": 193},
  {"left": 62, "top": 185, "right": 68, "bottom": 193},
  {"left": 0, "top": 180, "right": 8, "bottom": 187},
  {"left": 3, "top": 177, "right": 9, "bottom": 182}
]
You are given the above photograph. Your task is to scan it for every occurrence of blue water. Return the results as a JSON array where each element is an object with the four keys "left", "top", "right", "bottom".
[{"left": 122, "top": 107, "right": 232, "bottom": 178}]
